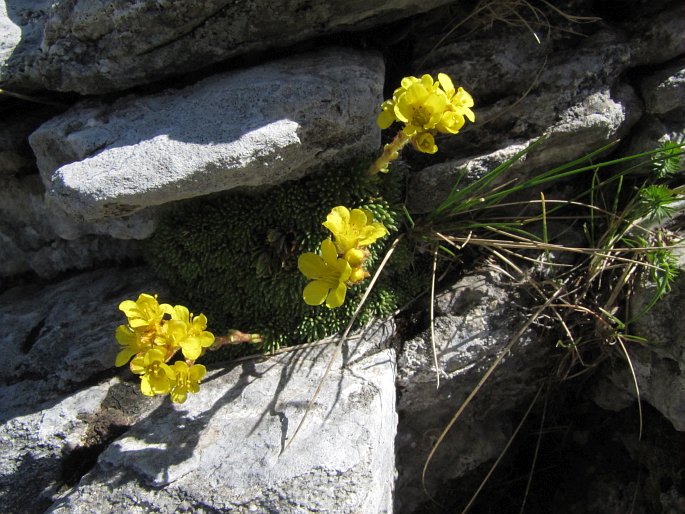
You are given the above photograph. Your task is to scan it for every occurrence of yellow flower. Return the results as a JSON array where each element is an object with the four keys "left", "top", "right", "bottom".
[
  {"left": 374, "top": 73, "right": 474, "bottom": 155},
  {"left": 323, "top": 206, "right": 388, "bottom": 256},
  {"left": 412, "top": 132, "right": 438, "bottom": 154},
  {"left": 344, "top": 247, "right": 367, "bottom": 267},
  {"left": 114, "top": 325, "right": 152, "bottom": 367},
  {"left": 377, "top": 99, "right": 397, "bottom": 130},
  {"left": 438, "top": 73, "right": 475, "bottom": 124},
  {"left": 118, "top": 293, "right": 172, "bottom": 331},
  {"left": 349, "top": 267, "right": 370, "bottom": 284},
  {"left": 130, "top": 348, "right": 176, "bottom": 397},
  {"left": 298, "top": 239, "right": 352, "bottom": 308},
  {"left": 167, "top": 305, "right": 215, "bottom": 361},
  {"left": 169, "top": 361, "right": 206, "bottom": 404}
]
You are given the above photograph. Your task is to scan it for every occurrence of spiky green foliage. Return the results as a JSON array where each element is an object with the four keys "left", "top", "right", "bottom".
[
  {"left": 145, "top": 160, "right": 426, "bottom": 358},
  {"left": 638, "top": 184, "right": 679, "bottom": 222},
  {"left": 652, "top": 140, "right": 684, "bottom": 179}
]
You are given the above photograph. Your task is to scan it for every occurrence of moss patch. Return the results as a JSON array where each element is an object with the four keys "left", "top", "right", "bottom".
[{"left": 145, "top": 160, "right": 428, "bottom": 357}]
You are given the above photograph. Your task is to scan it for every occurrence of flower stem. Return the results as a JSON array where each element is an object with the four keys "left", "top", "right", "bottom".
[{"left": 369, "top": 131, "right": 411, "bottom": 175}]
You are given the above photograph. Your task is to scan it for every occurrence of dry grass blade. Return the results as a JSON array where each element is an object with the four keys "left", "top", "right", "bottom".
[
  {"left": 0, "top": 87, "right": 67, "bottom": 107},
  {"left": 461, "top": 383, "right": 544, "bottom": 513},
  {"left": 282, "top": 236, "right": 402, "bottom": 453},
  {"left": 617, "top": 338, "right": 643, "bottom": 440},
  {"left": 519, "top": 381, "right": 550, "bottom": 514},
  {"left": 430, "top": 246, "right": 441, "bottom": 389},
  {"left": 421, "top": 287, "right": 563, "bottom": 490}
]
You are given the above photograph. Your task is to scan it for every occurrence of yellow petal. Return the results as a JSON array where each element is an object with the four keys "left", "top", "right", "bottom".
[
  {"left": 118, "top": 300, "right": 138, "bottom": 316},
  {"left": 303, "top": 280, "right": 330, "bottom": 306},
  {"left": 325, "top": 282, "right": 347, "bottom": 308},
  {"left": 322, "top": 206, "right": 349, "bottom": 236},
  {"left": 115, "top": 348, "right": 136, "bottom": 367},
  {"left": 320, "top": 239, "right": 339, "bottom": 265},
  {"left": 130, "top": 355, "right": 146, "bottom": 375},
  {"left": 334, "top": 258, "right": 352, "bottom": 282},
  {"left": 349, "top": 208, "right": 368, "bottom": 230},
  {"left": 148, "top": 373, "right": 171, "bottom": 395},
  {"left": 200, "top": 331, "right": 215, "bottom": 347},
  {"left": 170, "top": 389, "right": 187, "bottom": 404},
  {"left": 181, "top": 337, "right": 203, "bottom": 360},
  {"left": 400, "top": 76, "right": 419, "bottom": 89},
  {"left": 298, "top": 252, "right": 326, "bottom": 279},
  {"left": 438, "top": 73, "right": 455, "bottom": 97},
  {"left": 359, "top": 223, "right": 388, "bottom": 246},
  {"left": 190, "top": 364, "right": 206, "bottom": 382},
  {"left": 377, "top": 109, "right": 395, "bottom": 129},
  {"left": 172, "top": 304, "right": 190, "bottom": 323},
  {"left": 140, "top": 375, "right": 154, "bottom": 396},
  {"left": 161, "top": 362, "right": 176, "bottom": 380},
  {"left": 115, "top": 325, "right": 137, "bottom": 346}
]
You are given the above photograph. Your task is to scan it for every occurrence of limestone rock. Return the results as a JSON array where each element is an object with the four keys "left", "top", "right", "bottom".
[
  {"left": 0, "top": 103, "right": 61, "bottom": 176},
  {"left": 402, "top": 26, "right": 641, "bottom": 211},
  {"left": 0, "top": 379, "right": 115, "bottom": 513},
  {"left": 30, "top": 48, "right": 384, "bottom": 228},
  {"left": 594, "top": 243, "right": 685, "bottom": 432},
  {"left": 407, "top": 84, "right": 641, "bottom": 213},
  {"left": 0, "top": 266, "right": 167, "bottom": 394},
  {"left": 395, "top": 272, "right": 552, "bottom": 512},
  {"left": 0, "top": 175, "right": 141, "bottom": 278},
  {"left": 1, "top": 0, "right": 453, "bottom": 94},
  {"left": 0, "top": 373, "right": 164, "bottom": 514},
  {"left": 48, "top": 322, "right": 397, "bottom": 513},
  {"left": 621, "top": 1, "right": 685, "bottom": 67},
  {"left": 623, "top": 108, "right": 685, "bottom": 163},
  {"left": 640, "top": 58, "right": 685, "bottom": 115}
]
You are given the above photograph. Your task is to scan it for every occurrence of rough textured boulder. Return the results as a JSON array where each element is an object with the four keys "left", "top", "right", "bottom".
[
  {"left": 403, "top": 26, "right": 642, "bottom": 211},
  {"left": 0, "top": 262, "right": 397, "bottom": 513},
  {"left": 395, "top": 272, "right": 552, "bottom": 512},
  {"left": 0, "top": 378, "right": 135, "bottom": 514},
  {"left": 47, "top": 322, "right": 397, "bottom": 513},
  {"left": 0, "top": 175, "right": 141, "bottom": 278},
  {"left": 1, "top": 0, "right": 453, "bottom": 94},
  {"left": 640, "top": 58, "right": 685, "bottom": 115},
  {"left": 595, "top": 246, "right": 685, "bottom": 431},
  {"left": 0, "top": 266, "right": 167, "bottom": 395},
  {"left": 29, "top": 48, "right": 384, "bottom": 236}
]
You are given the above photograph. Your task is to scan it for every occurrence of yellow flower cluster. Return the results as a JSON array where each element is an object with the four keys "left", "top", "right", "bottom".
[
  {"left": 370, "top": 73, "right": 474, "bottom": 174},
  {"left": 115, "top": 294, "right": 213, "bottom": 403},
  {"left": 298, "top": 206, "right": 388, "bottom": 308}
]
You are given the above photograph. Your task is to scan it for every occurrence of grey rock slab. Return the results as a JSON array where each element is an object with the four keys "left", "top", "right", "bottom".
[
  {"left": 640, "top": 58, "right": 685, "bottom": 115},
  {"left": 48, "top": 321, "right": 397, "bottom": 513},
  {"left": 406, "top": 142, "right": 528, "bottom": 214},
  {"left": 0, "top": 266, "right": 168, "bottom": 395},
  {"left": 30, "top": 48, "right": 384, "bottom": 226},
  {"left": 395, "top": 272, "right": 552, "bottom": 512},
  {"left": 624, "top": 245, "right": 685, "bottom": 430},
  {"left": 595, "top": 243, "right": 685, "bottom": 431},
  {"left": 0, "top": 103, "right": 61, "bottom": 176},
  {"left": 623, "top": 108, "right": 685, "bottom": 165},
  {"left": 621, "top": 2, "right": 685, "bottom": 68},
  {"left": 403, "top": 26, "right": 640, "bottom": 192},
  {"left": 0, "top": 376, "right": 164, "bottom": 514},
  {"left": 0, "top": 379, "right": 113, "bottom": 513},
  {"left": 2, "top": 0, "right": 453, "bottom": 94},
  {"left": 407, "top": 83, "right": 641, "bottom": 213},
  {"left": 0, "top": 175, "right": 141, "bottom": 278}
]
